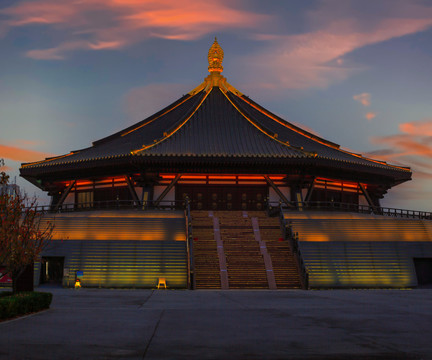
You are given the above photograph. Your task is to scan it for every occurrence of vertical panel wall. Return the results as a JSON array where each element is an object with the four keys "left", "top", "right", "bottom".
[
  {"left": 37, "top": 210, "right": 187, "bottom": 288},
  {"left": 285, "top": 211, "right": 432, "bottom": 288}
]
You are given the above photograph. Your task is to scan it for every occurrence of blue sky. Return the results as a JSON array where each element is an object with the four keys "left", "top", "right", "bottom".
[{"left": 1, "top": 0, "right": 432, "bottom": 210}]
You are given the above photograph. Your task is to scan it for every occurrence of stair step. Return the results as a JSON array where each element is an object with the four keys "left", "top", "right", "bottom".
[{"left": 191, "top": 210, "right": 302, "bottom": 289}]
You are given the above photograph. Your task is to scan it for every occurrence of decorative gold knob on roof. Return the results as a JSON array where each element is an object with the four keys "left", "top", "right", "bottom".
[{"left": 208, "top": 37, "right": 224, "bottom": 73}]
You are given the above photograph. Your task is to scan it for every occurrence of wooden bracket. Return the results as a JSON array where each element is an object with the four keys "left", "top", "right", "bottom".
[
  {"left": 53, "top": 180, "right": 76, "bottom": 212},
  {"left": 154, "top": 174, "right": 182, "bottom": 206},
  {"left": 263, "top": 175, "right": 294, "bottom": 208},
  {"left": 359, "top": 183, "right": 374, "bottom": 207},
  {"left": 125, "top": 175, "right": 140, "bottom": 205}
]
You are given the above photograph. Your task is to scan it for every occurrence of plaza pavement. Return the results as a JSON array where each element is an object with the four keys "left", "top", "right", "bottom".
[{"left": 0, "top": 287, "right": 431, "bottom": 359}]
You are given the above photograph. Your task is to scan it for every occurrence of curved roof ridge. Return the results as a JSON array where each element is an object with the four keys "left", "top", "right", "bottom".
[
  {"left": 232, "top": 93, "right": 340, "bottom": 149},
  {"left": 93, "top": 93, "right": 195, "bottom": 146},
  {"left": 220, "top": 90, "right": 315, "bottom": 157},
  {"left": 137, "top": 86, "right": 309, "bottom": 159},
  {"left": 228, "top": 91, "right": 410, "bottom": 173},
  {"left": 133, "top": 88, "right": 212, "bottom": 155}
]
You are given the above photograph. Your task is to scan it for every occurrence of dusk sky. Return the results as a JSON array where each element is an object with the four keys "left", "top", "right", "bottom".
[{"left": 1, "top": 0, "right": 432, "bottom": 210}]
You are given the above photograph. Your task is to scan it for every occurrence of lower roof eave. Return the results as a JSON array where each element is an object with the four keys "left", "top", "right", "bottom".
[
  {"left": 19, "top": 154, "right": 411, "bottom": 188},
  {"left": 134, "top": 155, "right": 411, "bottom": 179}
]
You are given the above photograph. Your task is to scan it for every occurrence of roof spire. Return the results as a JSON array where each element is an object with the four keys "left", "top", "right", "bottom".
[
  {"left": 208, "top": 37, "right": 224, "bottom": 73},
  {"left": 188, "top": 37, "right": 243, "bottom": 95}
]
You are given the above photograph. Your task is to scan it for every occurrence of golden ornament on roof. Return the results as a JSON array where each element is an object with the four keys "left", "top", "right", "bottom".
[{"left": 208, "top": 37, "right": 224, "bottom": 73}]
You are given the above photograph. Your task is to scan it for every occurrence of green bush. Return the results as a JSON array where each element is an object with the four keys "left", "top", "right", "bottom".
[
  {"left": 0, "top": 292, "right": 53, "bottom": 321},
  {"left": 0, "top": 292, "right": 12, "bottom": 298}
]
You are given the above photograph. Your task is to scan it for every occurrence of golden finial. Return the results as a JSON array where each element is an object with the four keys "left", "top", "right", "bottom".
[{"left": 208, "top": 37, "right": 224, "bottom": 73}]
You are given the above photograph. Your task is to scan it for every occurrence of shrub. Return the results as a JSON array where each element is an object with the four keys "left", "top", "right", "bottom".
[{"left": 0, "top": 292, "right": 53, "bottom": 321}]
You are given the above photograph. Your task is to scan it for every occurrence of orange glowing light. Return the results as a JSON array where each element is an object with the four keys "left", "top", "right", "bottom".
[
  {"left": 180, "top": 175, "right": 207, "bottom": 180},
  {"left": 238, "top": 175, "right": 265, "bottom": 180},
  {"left": 47, "top": 211, "right": 186, "bottom": 241},
  {"left": 237, "top": 181, "right": 266, "bottom": 185},
  {"left": 316, "top": 178, "right": 361, "bottom": 189},
  {"left": 178, "top": 181, "right": 207, "bottom": 184},
  {"left": 208, "top": 181, "right": 236, "bottom": 185},
  {"left": 208, "top": 175, "right": 236, "bottom": 180},
  {"left": 75, "top": 180, "right": 93, "bottom": 186}
]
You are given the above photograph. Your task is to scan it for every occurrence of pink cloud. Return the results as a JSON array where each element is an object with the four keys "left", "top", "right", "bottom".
[
  {"left": 1, "top": 0, "right": 268, "bottom": 59},
  {"left": 365, "top": 112, "right": 376, "bottom": 121},
  {"left": 0, "top": 144, "right": 54, "bottom": 163},
  {"left": 399, "top": 119, "right": 432, "bottom": 136},
  {"left": 242, "top": 3, "right": 432, "bottom": 90},
  {"left": 353, "top": 93, "right": 371, "bottom": 107},
  {"left": 371, "top": 134, "right": 432, "bottom": 158},
  {"left": 26, "top": 40, "right": 126, "bottom": 60},
  {"left": 1, "top": 2, "right": 79, "bottom": 26},
  {"left": 124, "top": 3, "right": 264, "bottom": 37},
  {"left": 368, "top": 119, "right": 432, "bottom": 210},
  {"left": 369, "top": 119, "right": 432, "bottom": 211}
]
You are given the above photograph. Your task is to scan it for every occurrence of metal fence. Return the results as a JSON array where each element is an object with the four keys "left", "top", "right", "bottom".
[
  {"left": 33, "top": 199, "right": 187, "bottom": 213},
  {"left": 268, "top": 200, "right": 432, "bottom": 220},
  {"left": 31, "top": 198, "right": 432, "bottom": 221}
]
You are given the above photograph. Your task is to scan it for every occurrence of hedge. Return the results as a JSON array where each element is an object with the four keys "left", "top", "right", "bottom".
[
  {"left": 0, "top": 292, "right": 53, "bottom": 321},
  {"left": 0, "top": 292, "right": 12, "bottom": 298}
]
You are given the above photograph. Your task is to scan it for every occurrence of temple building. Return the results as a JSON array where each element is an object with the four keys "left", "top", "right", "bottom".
[{"left": 19, "top": 39, "right": 432, "bottom": 290}]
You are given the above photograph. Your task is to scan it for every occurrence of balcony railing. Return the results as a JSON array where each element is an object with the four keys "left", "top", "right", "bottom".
[
  {"left": 268, "top": 201, "right": 432, "bottom": 220},
  {"left": 31, "top": 198, "right": 432, "bottom": 221},
  {"left": 33, "top": 199, "right": 187, "bottom": 213}
]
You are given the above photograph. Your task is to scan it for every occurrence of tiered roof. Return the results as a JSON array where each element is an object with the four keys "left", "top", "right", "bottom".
[{"left": 20, "top": 39, "right": 411, "bottom": 186}]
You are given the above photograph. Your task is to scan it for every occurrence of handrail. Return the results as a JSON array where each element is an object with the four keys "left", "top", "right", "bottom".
[
  {"left": 268, "top": 200, "right": 432, "bottom": 221},
  {"left": 32, "top": 199, "right": 187, "bottom": 213},
  {"left": 184, "top": 197, "right": 195, "bottom": 290},
  {"left": 279, "top": 203, "right": 309, "bottom": 289},
  {"left": 31, "top": 198, "right": 432, "bottom": 221}
]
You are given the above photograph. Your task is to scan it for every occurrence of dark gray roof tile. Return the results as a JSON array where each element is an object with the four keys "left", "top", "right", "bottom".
[{"left": 20, "top": 84, "right": 410, "bottom": 184}]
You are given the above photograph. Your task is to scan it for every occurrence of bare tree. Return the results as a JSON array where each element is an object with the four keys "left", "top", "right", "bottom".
[{"left": 0, "top": 159, "right": 53, "bottom": 293}]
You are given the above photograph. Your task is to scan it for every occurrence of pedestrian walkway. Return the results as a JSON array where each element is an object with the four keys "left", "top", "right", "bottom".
[{"left": 0, "top": 287, "right": 431, "bottom": 359}]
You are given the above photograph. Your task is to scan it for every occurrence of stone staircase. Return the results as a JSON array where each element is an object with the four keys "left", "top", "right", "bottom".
[
  {"left": 217, "top": 211, "right": 268, "bottom": 289},
  {"left": 190, "top": 211, "right": 221, "bottom": 289},
  {"left": 249, "top": 212, "right": 302, "bottom": 289},
  {"left": 190, "top": 210, "right": 302, "bottom": 289}
]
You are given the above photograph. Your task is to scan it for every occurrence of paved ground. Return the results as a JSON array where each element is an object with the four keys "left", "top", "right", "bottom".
[{"left": 0, "top": 287, "right": 431, "bottom": 359}]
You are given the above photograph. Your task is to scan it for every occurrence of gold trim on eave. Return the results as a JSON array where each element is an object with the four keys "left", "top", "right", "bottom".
[
  {"left": 121, "top": 94, "right": 193, "bottom": 137},
  {"left": 21, "top": 152, "right": 75, "bottom": 168},
  {"left": 221, "top": 90, "right": 313, "bottom": 157},
  {"left": 131, "top": 88, "right": 213, "bottom": 155}
]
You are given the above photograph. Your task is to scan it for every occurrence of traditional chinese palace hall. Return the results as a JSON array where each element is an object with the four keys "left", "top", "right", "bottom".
[{"left": 19, "top": 39, "right": 432, "bottom": 290}]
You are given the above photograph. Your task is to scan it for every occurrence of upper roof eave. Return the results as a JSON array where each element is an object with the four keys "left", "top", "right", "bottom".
[{"left": 18, "top": 38, "right": 412, "bottom": 185}]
